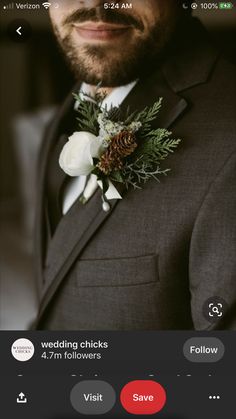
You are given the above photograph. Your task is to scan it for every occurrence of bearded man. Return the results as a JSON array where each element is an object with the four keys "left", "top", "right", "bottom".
[{"left": 34, "top": 0, "right": 236, "bottom": 330}]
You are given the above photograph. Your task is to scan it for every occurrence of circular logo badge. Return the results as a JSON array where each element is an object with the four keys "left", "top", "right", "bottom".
[{"left": 11, "top": 338, "right": 35, "bottom": 362}]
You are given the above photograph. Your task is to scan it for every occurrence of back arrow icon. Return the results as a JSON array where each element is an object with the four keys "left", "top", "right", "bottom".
[
  {"left": 8, "top": 20, "right": 32, "bottom": 42},
  {"left": 16, "top": 26, "right": 22, "bottom": 35}
]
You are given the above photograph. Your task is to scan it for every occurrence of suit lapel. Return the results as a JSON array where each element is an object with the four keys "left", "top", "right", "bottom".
[
  {"left": 36, "top": 71, "right": 188, "bottom": 324},
  {"left": 35, "top": 86, "right": 79, "bottom": 289}
]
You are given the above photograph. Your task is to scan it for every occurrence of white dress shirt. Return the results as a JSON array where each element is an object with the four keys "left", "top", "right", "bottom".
[{"left": 62, "top": 80, "right": 137, "bottom": 215}]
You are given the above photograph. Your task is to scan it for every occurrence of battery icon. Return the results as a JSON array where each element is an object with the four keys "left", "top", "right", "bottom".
[{"left": 219, "top": 2, "right": 233, "bottom": 9}]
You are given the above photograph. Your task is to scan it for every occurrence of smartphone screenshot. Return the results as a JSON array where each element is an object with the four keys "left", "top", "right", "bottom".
[{"left": 1, "top": 0, "right": 236, "bottom": 417}]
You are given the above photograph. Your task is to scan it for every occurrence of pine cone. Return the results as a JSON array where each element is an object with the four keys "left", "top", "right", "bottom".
[{"left": 98, "top": 131, "right": 137, "bottom": 175}]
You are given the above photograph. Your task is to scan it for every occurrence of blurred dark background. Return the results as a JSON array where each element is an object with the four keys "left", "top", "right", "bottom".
[
  {"left": 0, "top": 1, "right": 236, "bottom": 329},
  {"left": 0, "top": 5, "right": 74, "bottom": 209},
  {"left": 0, "top": 3, "right": 75, "bottom": 329}
]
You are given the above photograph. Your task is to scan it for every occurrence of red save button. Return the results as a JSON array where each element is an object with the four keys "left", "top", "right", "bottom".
[{"left": 120, "top": 380, "right": 166, "bottom": 415}]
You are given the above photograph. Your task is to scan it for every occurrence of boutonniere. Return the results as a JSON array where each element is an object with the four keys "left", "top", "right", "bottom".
[{"left": 59, "top": 91, "right": 181, "bottom": 211}]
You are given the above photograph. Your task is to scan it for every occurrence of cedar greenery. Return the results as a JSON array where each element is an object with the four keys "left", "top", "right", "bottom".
[{"left": 73, "top": 92, "right": 103, "bottom": 135}]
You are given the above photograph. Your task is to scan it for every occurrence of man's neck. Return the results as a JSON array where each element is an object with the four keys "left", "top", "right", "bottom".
[{"left": 85, "top": 84, "right": 114, "bottom": 98}]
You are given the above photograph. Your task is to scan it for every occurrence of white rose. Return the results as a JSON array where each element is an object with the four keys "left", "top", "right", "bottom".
[{"left": 59, "top": 131, "right": 103, "bottom": 176}]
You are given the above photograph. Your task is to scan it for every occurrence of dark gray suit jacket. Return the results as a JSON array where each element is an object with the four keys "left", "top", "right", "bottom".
[{"left": 35, "top": 18, "right": 236, "bottom": 330}]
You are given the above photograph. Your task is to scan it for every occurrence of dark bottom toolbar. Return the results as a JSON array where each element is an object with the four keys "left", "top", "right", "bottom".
[{"left": 3, "top": 373, "right": 235, "bottom": 418}]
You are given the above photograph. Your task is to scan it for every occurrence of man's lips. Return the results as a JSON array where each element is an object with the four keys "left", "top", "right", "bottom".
[{"left": 72, "top": 22, "right": 132, "bottom": 41}]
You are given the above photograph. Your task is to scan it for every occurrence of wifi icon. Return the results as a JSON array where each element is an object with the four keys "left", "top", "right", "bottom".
[{"left": 42, "top": 2, "right": 51, "bottom": 9}]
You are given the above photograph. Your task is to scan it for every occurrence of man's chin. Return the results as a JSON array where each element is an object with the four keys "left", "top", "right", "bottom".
[
  {"left": 70, "top": 51, "right": 149, "bottom": 87},
  {"left": 69, "top": 49, "right": 137, "bottom": 87},
  {"left": 60, "top": 32, "right": 160, "bottom": 87}
]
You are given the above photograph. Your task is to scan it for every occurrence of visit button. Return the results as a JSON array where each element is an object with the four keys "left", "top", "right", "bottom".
[
  {"left": 120, "top": 380, "right": 166, "bottom": 415},
  {"left": 70, "top": 380, "right": 116, "bottom": 415},
  {"left": 183, "top": 337, "right": 225, "bottom": 362}
]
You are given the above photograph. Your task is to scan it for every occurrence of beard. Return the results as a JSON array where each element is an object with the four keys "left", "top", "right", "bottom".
[{"left": 52, "top": 8, "right": 176, "bottom": 87}]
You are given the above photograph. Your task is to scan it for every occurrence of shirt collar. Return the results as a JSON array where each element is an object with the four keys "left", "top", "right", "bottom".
[{"left": 78, "top": 80, "right": 138, "bottom": 110}]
